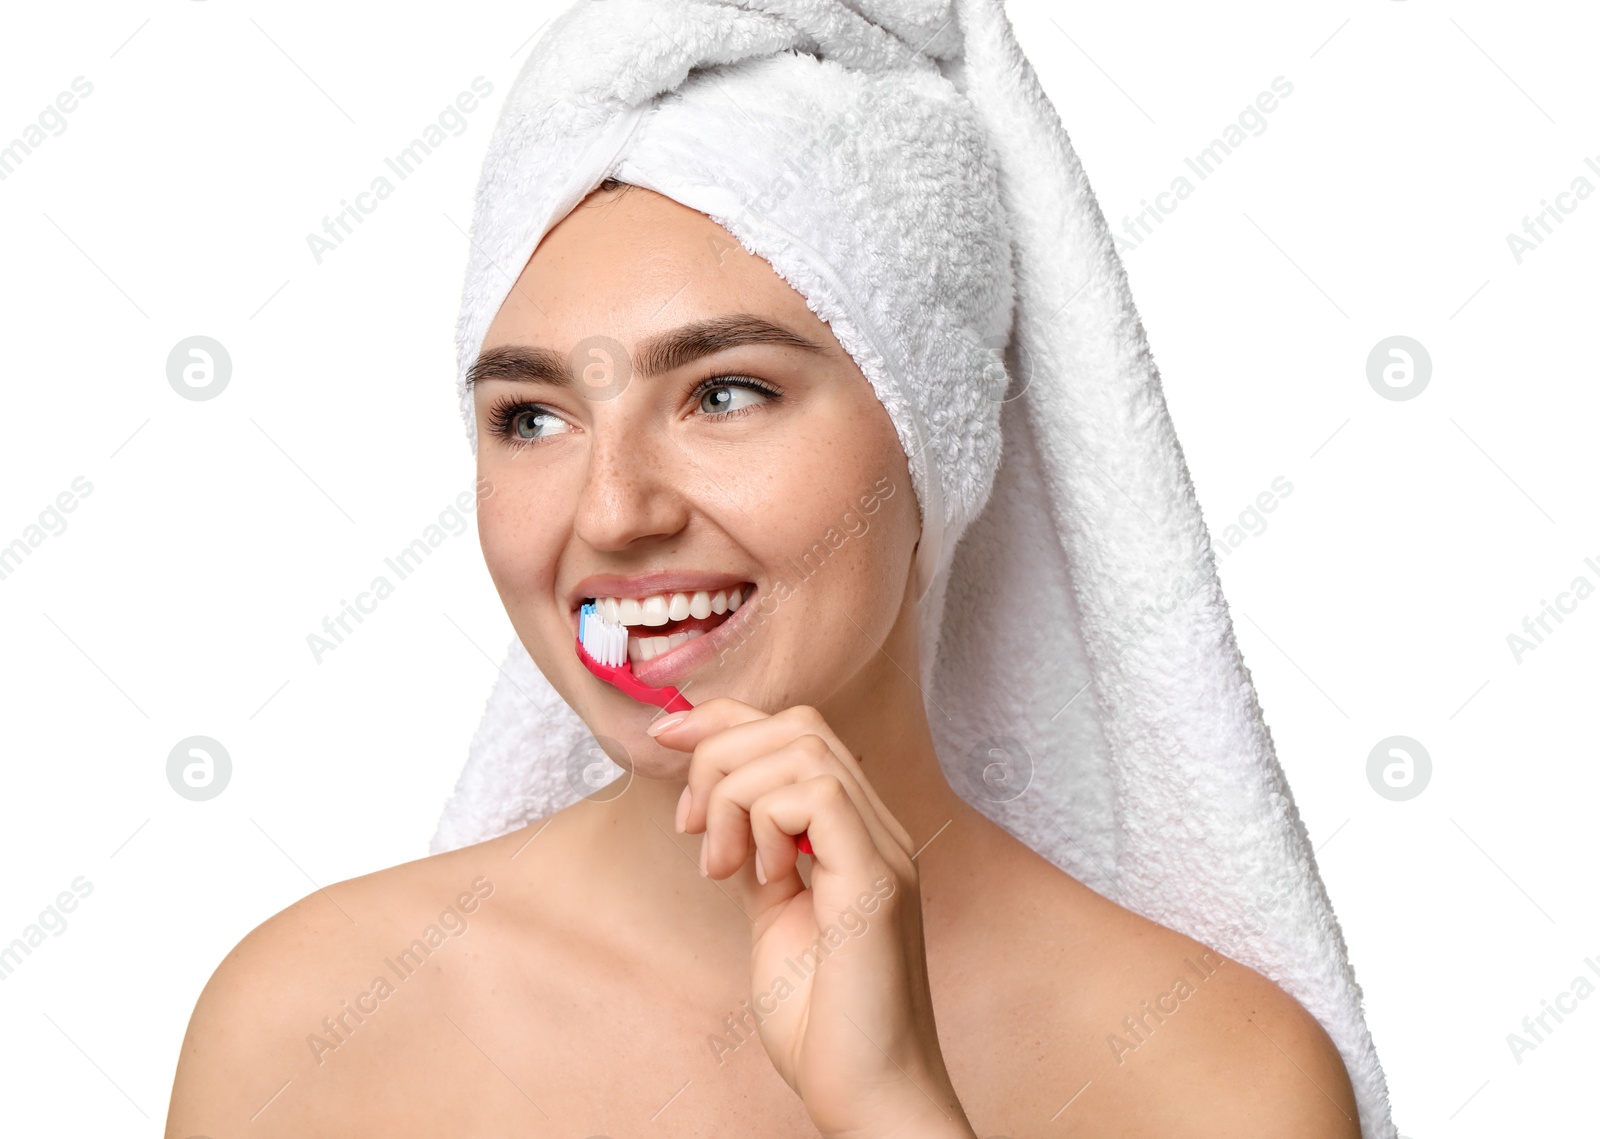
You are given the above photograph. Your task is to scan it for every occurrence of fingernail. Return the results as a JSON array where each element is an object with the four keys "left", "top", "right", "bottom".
[
  {"left": 646, "top": 712, "right": 689, "bottom": 737},
  {"left": 754, "top": 850, "right": 766, "bottom": 886},
  {"left": 698, "top": 836, "right": 708, "bottom": 877},
  {"left": 674, "top": 786, "right": 690, "bottom": 833}
]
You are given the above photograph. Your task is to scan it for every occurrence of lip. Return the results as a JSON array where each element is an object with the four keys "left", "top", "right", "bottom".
[
  {"left": 626, "top": 582, "right": 760, "bottom": 688},
  {"left": 566, "top": 570, "right": 756, "bottom": 615}
]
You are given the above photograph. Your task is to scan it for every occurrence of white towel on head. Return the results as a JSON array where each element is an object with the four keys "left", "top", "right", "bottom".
[{"left": 432, "top": 3, "right": 1398, "bottom": 1136}]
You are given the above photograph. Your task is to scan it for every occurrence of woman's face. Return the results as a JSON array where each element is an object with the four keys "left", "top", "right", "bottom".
[{"left": 473, "top": 184, "right": 920, "bottom": 781}]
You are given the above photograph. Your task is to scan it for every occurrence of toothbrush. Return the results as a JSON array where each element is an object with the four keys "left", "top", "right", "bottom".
[
  {"left": 576, "top": 601, "right": 694, "bottom": 713},
  {"left": 576, "top": 601, "right": 814, "bottom": 855}
]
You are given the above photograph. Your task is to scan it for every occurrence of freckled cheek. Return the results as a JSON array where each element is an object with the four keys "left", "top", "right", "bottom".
[
  {"left": 474, "top": 482, "right": 564, "bottom": 604},
  {"left": 755, "top": 412, "right": 879, "bottom": 518},
  {"left": 742, "top": 447, "right": 912, "bottom": 618},
  {"left": 743, "top": 458, "right": 849, "bottom": 554}
]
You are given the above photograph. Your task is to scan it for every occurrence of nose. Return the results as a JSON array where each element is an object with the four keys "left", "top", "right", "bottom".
[{"left": 571, "top": 412, "right": 692, "bottom": 554}]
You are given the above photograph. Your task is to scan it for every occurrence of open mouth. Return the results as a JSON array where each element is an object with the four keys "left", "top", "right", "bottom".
[{"left": 581, "top": 584, "right": 755, "bottom": 664}]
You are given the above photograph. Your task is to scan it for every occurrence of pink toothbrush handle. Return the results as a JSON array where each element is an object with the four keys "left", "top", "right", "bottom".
[
  {"left": 576, "top": 638, "right": 693, "bottom": 712},
  {"left": 576, "top": 638, "right": 811, "bottom": 852},
  {"left": 612, "top": 668, "right": 694, "bottom": 713}
]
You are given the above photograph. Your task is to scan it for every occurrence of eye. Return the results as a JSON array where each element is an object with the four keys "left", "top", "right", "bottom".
[
  {"left": 485, "top": 397, "right": 573, "bottom": 447},
  {"left": 692, "top": 376, "right": 782, "bottom": 418}
]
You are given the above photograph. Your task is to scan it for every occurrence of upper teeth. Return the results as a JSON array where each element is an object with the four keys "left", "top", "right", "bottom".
[{"left": 594, "top": 588, "right": 744, "bottom": 628}]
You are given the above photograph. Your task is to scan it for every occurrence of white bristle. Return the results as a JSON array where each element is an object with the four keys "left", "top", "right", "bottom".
[{"left": 581, "top": 603, "right": 628, "bottom": 668}]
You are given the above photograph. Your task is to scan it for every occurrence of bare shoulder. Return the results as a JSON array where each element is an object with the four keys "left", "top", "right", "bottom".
[
  {"left": 952, "top": 835, "right": 1362, "bottom": 1138},
  {"left": 163, "top": 824, "right": 536, "bottom": 1139},
  {"left": 1090, "top": 908, "right": 1365, "bottom": 1139}
]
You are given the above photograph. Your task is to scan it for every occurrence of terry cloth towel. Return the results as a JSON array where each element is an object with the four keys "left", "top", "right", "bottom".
[{"left": 431, "top": 2, "right": 1397, "bottom": 1135}]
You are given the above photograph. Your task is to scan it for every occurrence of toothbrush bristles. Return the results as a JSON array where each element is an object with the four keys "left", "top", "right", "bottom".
[{"left": 579, "top": 602, "right": 628, "bottom": 668}]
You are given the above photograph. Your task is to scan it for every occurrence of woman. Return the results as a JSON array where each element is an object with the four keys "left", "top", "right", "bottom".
[
  {"left": 164, "top": 177, "right": 1359, "bottom": 1137},
  {"left": 167, "top": 2, "right": 1383, "bottom": 1135}
]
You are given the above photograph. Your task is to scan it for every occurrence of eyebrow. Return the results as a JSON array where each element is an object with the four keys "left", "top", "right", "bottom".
[{"left": 466, "top": 313, "right": 829, "bottom": 389}]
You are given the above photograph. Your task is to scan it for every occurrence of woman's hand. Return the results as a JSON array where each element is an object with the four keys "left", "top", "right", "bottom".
[{"left": 648, "top": 697, "right": 977, "bottom": 1139}]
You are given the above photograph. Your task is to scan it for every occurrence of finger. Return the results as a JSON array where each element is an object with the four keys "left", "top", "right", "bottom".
[
  {"left": 677, "top": 704, "right": 914, "bottom": 857},
  {"left": 701, "top": 735, "right": 887, "bottom": 877},
  {"left": 697, "top": 732, "right": 904, "bottom": 870},
  {"left": 645, "top": 695, "right": 769, "bottom": 753},
  {"left": 749, "top": 775, "right": 888, "bottom": 887}
]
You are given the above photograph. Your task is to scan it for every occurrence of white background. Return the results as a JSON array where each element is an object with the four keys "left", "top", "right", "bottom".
[{"left": 1, "top": 1, "right": 1595, "bottom": 1134}]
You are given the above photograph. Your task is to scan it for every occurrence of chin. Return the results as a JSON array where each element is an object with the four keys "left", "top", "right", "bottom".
[{"left": 565, "top": 710, "right": 693, "bottom": 796}]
